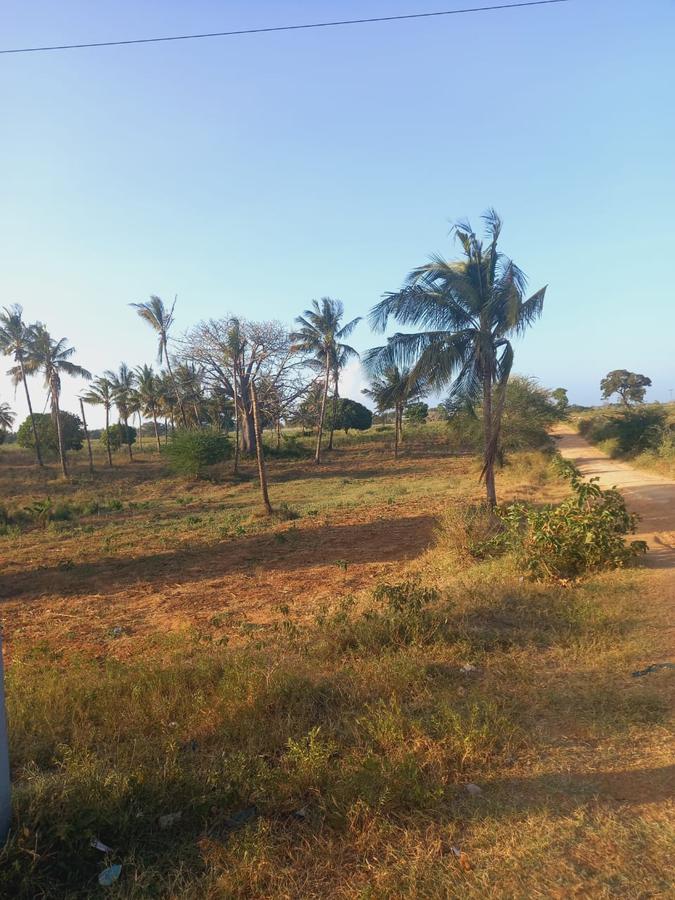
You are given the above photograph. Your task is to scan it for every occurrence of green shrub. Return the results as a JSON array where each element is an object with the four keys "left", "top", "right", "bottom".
[
  {"left": 578, "top": 408, "right": 666, "bottom": 456},
  {"left": 438, "top": 502, "right": 504, "bottom": 560},
  {"left": 649, "top": 424, "right": 675, "bottom": 460},
  {"left": 405, "top": 402, "right": 429, "bottom": 424},
  {"left": 166, "top": 429, "right": 231, "bottom": 477},
  {"left": 332, "top": 398, "right": 373, "bottom": 433},
  {"left": 496, "top": 457, "right": 647, "bottom": 581},
  {"left": 444, "top": 376, "right": 562, "bottom": 461},
  {"left": 265, "top": 434, "right": 310, "bottom": 459},
  {"left": 100, "top": 423, "right": 137, "bottom": 451},
  {"left": 320, "top": 580, "right": 446, "bottom": 652},
  {"left": 16, "top": 412, "right": 83, "bottom": 457}
]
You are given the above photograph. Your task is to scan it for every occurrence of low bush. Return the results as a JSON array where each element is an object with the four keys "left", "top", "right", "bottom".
[
  {"left": 100, "top": 423, "right": 137, "bottom": 451},
  {"left": 578, "top": 408, "right": 667, "bottom": 457},
  {"left": 265, "top": 433, "right": 310, "bottom": 459},
  {"left": 444, "top": 376, "right": 563, "bottom": 461},
  {"left": 496, "top": 457, "right": 647, "bottom": 581},
  {"left": 318, "top": 579, "right": 447, "bottom": 652},
  {"left": 16, "top": 412, "right": 84, "bottom": 457},
  {"left": 166, "top": 429, "right": 231, "bottom": 477},
  {"left": 438, "top": 503, "right": 504, "bottom": 560}
]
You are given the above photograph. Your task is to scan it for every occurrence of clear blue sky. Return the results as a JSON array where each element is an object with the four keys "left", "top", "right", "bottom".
[{"left": 1, "top": 0, "right": 674, "bottom": 427}]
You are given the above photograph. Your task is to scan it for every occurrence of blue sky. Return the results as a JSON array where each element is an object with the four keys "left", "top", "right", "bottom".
[{"left": 1, "top": 0, "right": 674, "bottom": 426}]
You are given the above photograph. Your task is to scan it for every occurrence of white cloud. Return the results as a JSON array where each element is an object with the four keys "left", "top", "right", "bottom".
[{"left": 338, "top": 360, "right": 371, "bottom": 407}]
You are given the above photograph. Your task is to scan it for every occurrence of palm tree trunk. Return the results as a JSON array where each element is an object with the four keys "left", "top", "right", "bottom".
[
  {"left": 482, "top": 374, "right": 497, "bottom": 507},
  {"left": 152, "top": 405, "right": 161, "bottom": 452},
  {"left": 163, "top": 345, "right": 188, "bottom": 428},
  {"left": 327, "top": 369, "right": 339, "bottom": 451},
  {"left": 394, "top": 404, "right": 401, "bottom": 459},
  {"left": 105, "top": 405, "right": 113, "bottom": 467},
  {"left": 250, "top": 379, "right": 272, "bottom": 515},
  {"left": 79, "top": 398, "right": 94, "bottom": 474},
  {"left": 164, "top": 418, "right": 169, "bottom": 445},
  {"left": 20, "top": 359, "right": 43, "bottom": 467},
  {"left": 53, "top": 391, "right": 68, "bottom": 478},
  {"left": 137, "top": 412, "right": 143, "bottom": 451},
  {"left": 314, "top": 358, "right": 330, "bottom": 465},
  {"left": 124, "top": 416, "right": 133, "bottom": 460},
  {"left": 232, "top": 367, "right": 240, "bottom": 474}
]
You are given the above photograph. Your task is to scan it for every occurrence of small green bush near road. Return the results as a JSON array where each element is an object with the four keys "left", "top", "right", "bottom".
[
  {"left": 578, "top": 408, "right": 667, "bottom": 457},
  {"left": 166, "top": 429, "right": 231, "bottom": 477},
  {"left": 496, "top": 457, "right": 647, "bottom": 581}
]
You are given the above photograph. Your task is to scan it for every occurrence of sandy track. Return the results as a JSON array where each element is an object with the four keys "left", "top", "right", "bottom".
[{"left": 553, "top": 426, "right": 675, "bottom": 568}]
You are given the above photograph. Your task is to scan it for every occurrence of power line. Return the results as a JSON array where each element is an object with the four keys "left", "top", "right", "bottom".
[{"left": 0, "top": 1, "right": 570, "bottom": 56}]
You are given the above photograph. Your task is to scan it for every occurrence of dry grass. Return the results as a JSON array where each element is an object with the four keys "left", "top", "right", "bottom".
[{"left": 0, "top": 430, "right": 672, "bottom": 898}]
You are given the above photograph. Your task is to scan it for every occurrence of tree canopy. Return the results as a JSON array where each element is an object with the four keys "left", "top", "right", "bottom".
[
  {"left": 333, "top": 398, "right": 372, "bottom": 433},
  {"left": 600, "top": 370, "right": 651, "bottom": 407}
]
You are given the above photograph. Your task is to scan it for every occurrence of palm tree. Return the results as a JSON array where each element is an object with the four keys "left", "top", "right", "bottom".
[
  {"left": 224, "top": 318, "right": 247, "bottom": 471},
  {"left": 290, "top": 298, "right": 360, "bottom": 464},
  {"left": 135, "top": 364, "right": 162, "bottom": 452},
  {"left": 326, "top": 342, "right": 359, "bottom": 451},
  {"left": 174, "top": 362, "right": 205, "bottom": 428},
  {"left": 0, "top": 304, "right": 44, "bottom": 466},
  {"left": 128, "top": 387, "right": 144, "bottom": 451},
  {"left": 129, "top": 295, "right": 187, "bottom": 426},
  {"left": 0, "top": 402, "right": 15, "bottom": 434},
  {"left": 368, "top": 210, "right": 546, "bottom": 505},
  {"left": 83, "top": 376, "right": 115, "bottom": 467},
  {"left": 23, "top": 324, "right": 91, "bottom": 478},
  {"left": 362, "top": 365, "right": 426, "bottom": 459},
  {"left": 105, "top": 364, "right": 136, "bottom": 461},
  {"left": 156, "top": 372, "right": 178, "bottom": 441},
  {"left": 78, "top": 397, "right": 94, "bottom": 474}
]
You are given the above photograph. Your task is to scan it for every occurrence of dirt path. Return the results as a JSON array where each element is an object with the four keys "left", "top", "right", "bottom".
[{"left": 553, "top": 425, "right": 675, "bottom": 568}]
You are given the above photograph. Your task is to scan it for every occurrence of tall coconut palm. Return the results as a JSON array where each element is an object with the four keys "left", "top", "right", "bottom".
[
  {"left": 0, "top": 304, "right": 44, "bottom": 466},
  {"left": 368, "top": 210, "right": 546, "bottom": 505},
  {"left": 129, "top": 295, "right": 187, "bottom": 426},
  {"left": 224, "top": 317, "right": 253, "bottom": 467},
  {"left": 83, "top": 376, "right": 115, "bottom": 467},
  {"left": 105, "top": 364, "right": 136, "bottom": 461},
  {"left": 23, "top": 324, "right": 91, "bottom": 478},
  {"left": 128, "top": 387, "right": 144, "bottom": 451},
  {"left": 135, "top": 364, "right": 162, "bottom": 452},
  {"left": 290, "top": 298, "right": 360, "bottom": 464},
  {"left": 362, "top": 365, "right": 426, "bottom": 459},
  {"left": 78, "top": 397, "right": 94, "bottom": 474},
  {"left": 0, "top": 402, "right": 15, "bottom": 434},
  {"left": 326, "top": 342, "right": 360, "bottom": 452}
]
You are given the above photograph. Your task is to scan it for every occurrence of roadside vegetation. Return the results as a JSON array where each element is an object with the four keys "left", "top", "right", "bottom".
[{"left": 570, "top": 368, "right": 675, "bottom": 477}]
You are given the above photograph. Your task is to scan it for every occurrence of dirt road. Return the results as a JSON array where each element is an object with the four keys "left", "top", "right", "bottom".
[{"left": 553, "top": 425, "right": 675, "bottom": 568}]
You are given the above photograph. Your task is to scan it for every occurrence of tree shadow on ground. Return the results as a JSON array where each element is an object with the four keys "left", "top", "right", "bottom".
[
  {"left": 478, "top": 764, "right": 675, "bottom": 808},
  {"left": 0, "top": 514, "right": 437, "bottom": 601}
]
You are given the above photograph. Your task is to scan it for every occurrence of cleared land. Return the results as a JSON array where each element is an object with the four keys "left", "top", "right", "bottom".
[{"left": 0, "top": 427, "right": 673, "bottom": 898}]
